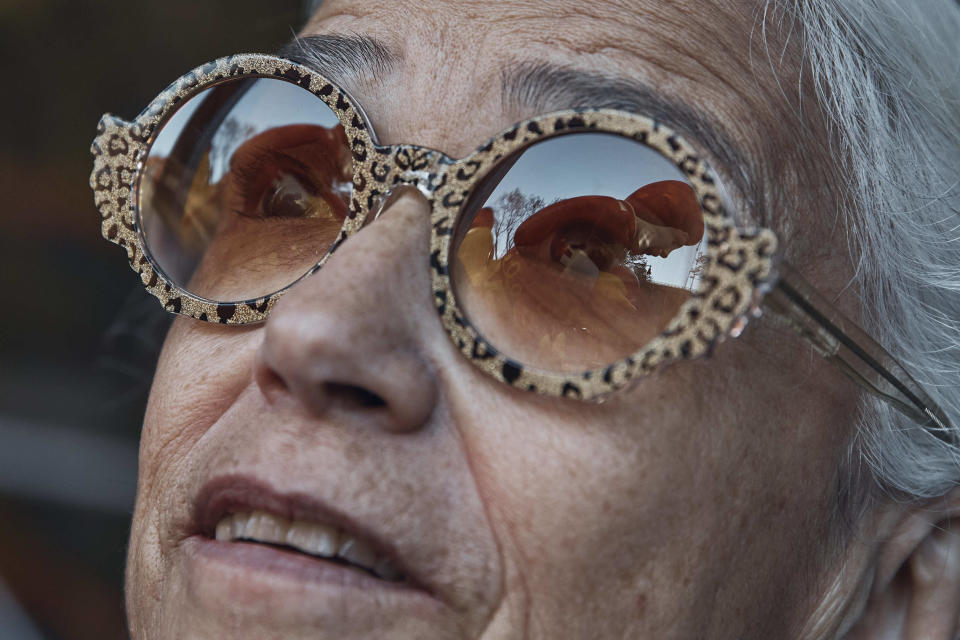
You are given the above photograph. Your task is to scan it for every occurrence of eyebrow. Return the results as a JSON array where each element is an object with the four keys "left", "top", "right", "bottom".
[
  {"left": 278, "top": 37, "right": 759, "bottom": 223},
  {"left": 501, "top": 61, "right": 757, "bottom": 219},
  {"left": 277, "top": 34, "right": 400, "bottom": 84}
]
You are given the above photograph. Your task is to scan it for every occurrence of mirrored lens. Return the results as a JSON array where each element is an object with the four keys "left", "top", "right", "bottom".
[
  {"left": 139, "top": 78, "right": 352, "bottom": 301},
  {"left": 452, "top": 132, "right": 708, "bottom": 373}
]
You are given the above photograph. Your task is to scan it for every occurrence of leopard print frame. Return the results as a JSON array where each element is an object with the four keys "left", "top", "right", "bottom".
[
  {"left": 90, "top": 53, "right": 371, "bottom": 325},
  {"left": 90, "top": 53, "right": 778, "bottom": 401}
]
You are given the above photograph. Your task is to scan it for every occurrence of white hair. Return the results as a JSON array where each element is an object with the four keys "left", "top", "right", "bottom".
[{"left": 772, "top": 0, "right": 960, "bottom": 504}]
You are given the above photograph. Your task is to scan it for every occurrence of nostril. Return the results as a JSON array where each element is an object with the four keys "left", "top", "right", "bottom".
[
  {"left": 255, "top": 356, "right": 290, "bottom": 398},
  {"left": 324, "top": 382, "right": 387, "bottom": 409}
]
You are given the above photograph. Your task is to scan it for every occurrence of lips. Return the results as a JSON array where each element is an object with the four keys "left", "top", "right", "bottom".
[{"left": 193, "top": 475, "right": 415, "bottom": 587}]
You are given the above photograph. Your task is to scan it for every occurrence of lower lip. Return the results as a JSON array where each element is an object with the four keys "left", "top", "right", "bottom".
[{"left": 181, "top": 535, "right": 444, "bottom": 626}]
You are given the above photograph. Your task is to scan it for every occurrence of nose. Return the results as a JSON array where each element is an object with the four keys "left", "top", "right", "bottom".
[{"left": 253, "top": 189, "right": 440, "bottom": 432}]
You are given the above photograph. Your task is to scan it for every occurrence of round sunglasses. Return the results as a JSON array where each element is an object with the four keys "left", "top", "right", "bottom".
[{"left": 89, "top": 53, "right": 951, "bottom": 439}]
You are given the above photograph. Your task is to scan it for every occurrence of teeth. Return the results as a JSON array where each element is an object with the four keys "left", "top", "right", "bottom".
[
  {"left": 249, "top": 512, "right": 287, "bottom": 544},
  {"left": 213, "top": 510, "right": 404, "bottom": 582},
  {"left": 286, "top": 520, "right": 339, "bottom": 557},
  {"left": 215, "top": 515, "right": 233, "bottom": 541},
  {"left": 231, "top": 513, "right": 247, "bottom": 539}
]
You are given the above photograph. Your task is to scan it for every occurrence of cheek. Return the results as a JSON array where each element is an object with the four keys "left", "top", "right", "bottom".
[
  {"left": 129, "top": 321, "right": 264, "bottom": 630},
  {"left": 449, "top": 375, "right": 709, "bottom": 634},
  {"left": 136, "top": 320, "right": 262, "bottom": 535},
  {"left": 147, "top": 319, "right": 262, "bottom": 430},
  {"left": 450, "top": 342, "right": 847, "bottom": 637}
]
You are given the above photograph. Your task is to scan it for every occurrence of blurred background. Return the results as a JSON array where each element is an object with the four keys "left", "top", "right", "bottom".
[{"left": 1, "top": 1, "right": 305, "bottom": 637}]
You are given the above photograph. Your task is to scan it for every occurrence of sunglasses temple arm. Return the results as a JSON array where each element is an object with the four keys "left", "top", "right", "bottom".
[{"left": 760, "top": 261, "right": 955, "bottom": 443}]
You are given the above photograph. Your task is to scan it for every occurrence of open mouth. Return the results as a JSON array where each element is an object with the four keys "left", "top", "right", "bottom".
[{"left": 213, "top": 510, "right": 405, "bottom": 583}]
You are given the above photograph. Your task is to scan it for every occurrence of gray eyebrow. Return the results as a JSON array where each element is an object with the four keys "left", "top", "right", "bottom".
[
  {"left": 278, "top": 34, "right": 400, "bottom": 84},
  {"left": 278, "top": 40, "right": 760, "bottom": 222},
  {"left": 501, "top": 61, "right": 758, "bottom": 220}
]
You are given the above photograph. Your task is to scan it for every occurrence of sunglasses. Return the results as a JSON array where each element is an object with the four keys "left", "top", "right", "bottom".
[{"left": 90, "top": 53, "right": 951, "bottom": 438}]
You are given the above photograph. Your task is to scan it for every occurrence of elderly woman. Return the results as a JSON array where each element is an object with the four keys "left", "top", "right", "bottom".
[{"left": 90, "top": 0, "right": 960, "bottom": 638}]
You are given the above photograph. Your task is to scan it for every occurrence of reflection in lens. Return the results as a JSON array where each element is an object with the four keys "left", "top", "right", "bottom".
[
  {"left": 139, "top": 78, "right": 353, "bottom": 301},
  {"left": 452, "top": 133, "right": 708, "bottom": 373}
]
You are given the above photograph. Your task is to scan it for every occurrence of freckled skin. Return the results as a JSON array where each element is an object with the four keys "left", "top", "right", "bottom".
[{"left": 127, "top": 1, "right": 868, "bottom": 638}]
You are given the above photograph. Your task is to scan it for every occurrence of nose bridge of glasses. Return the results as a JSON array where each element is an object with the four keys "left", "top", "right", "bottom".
[
  {"left": 367, "top": 143, "right": 455, "bottom": 205},
  {"left": 366, "top": 184, "right": 430, "bottom": 224}
]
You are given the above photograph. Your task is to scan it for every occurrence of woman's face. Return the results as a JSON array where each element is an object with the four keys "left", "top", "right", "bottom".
[{"left": 128, "top": 1, "right": 862, "bottom": 638}]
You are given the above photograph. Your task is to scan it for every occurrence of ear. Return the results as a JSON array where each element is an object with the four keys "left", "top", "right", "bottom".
[{"left": 845, "top": 488, "right": 960, "bottom": 639}]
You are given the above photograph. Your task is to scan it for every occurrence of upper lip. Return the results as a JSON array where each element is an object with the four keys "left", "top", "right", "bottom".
[{"left": 191, "top": 474, "right": 427, "bottom": 592}]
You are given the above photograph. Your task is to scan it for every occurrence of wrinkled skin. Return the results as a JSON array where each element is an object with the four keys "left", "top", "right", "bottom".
[{"left": 125, "top": 1, "right": 960, "bottom": 639}]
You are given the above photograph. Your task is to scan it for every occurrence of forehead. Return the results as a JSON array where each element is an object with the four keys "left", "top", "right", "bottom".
[
  {"left": 308, "top": 0, "right": 761, "bottom": 71},
  {"left": 305, "top": 0, "right": 800, "bottom": 152}
]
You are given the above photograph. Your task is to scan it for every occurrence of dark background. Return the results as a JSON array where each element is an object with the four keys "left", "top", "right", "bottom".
[{"left": 1, "top": 2, "right": 305, "bottom": 637}]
